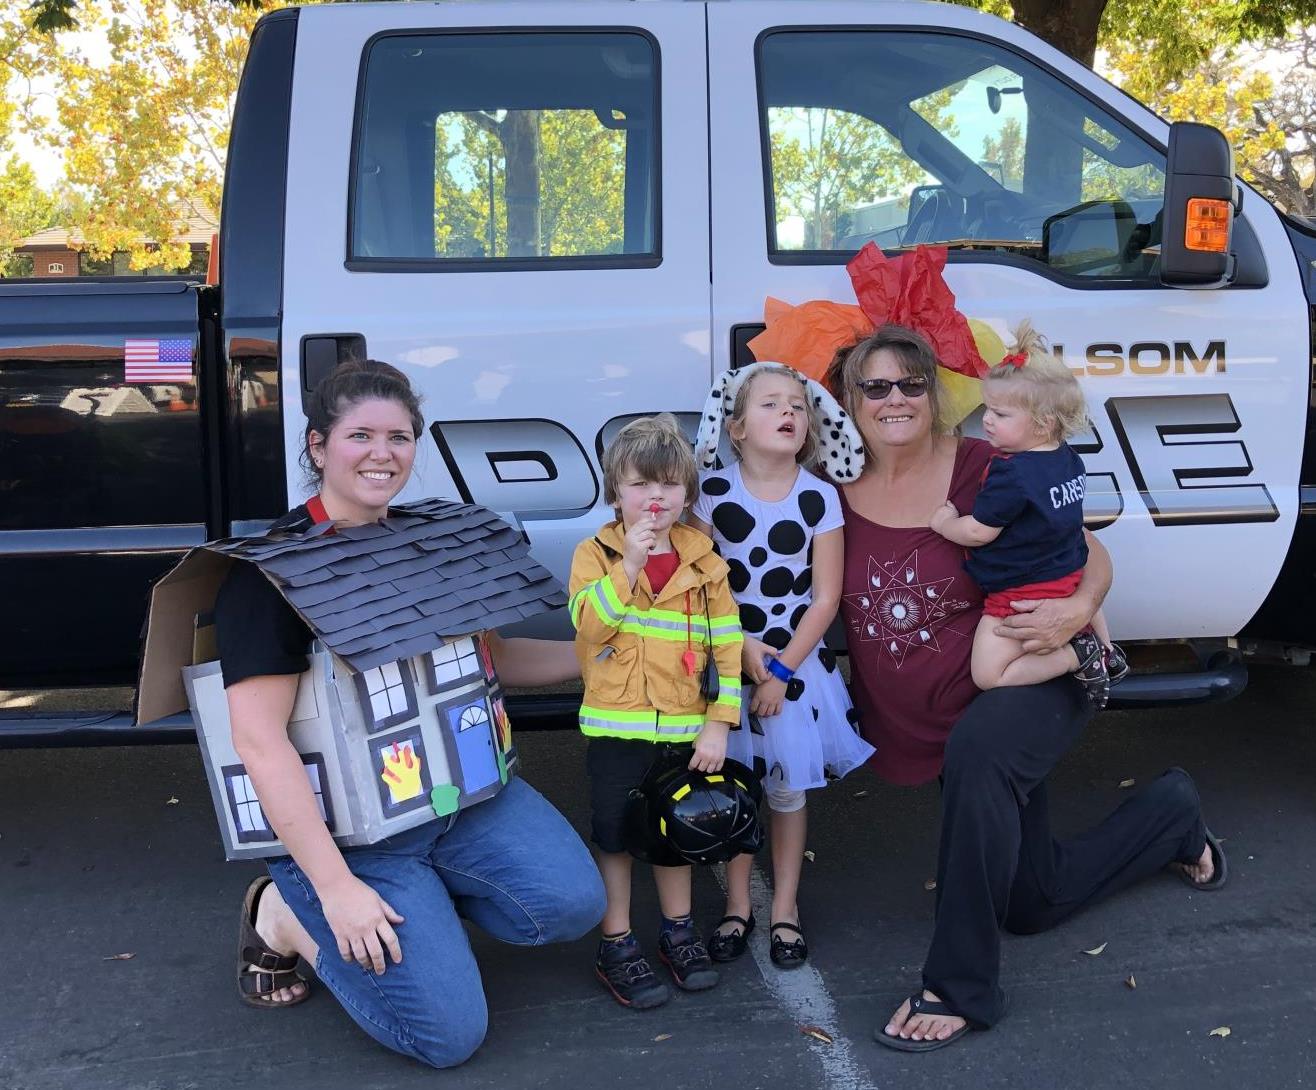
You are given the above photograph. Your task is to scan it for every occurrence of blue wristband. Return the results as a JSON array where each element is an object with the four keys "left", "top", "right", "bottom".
[{"left": 765, "top": 655, "right": 794, "bottom": 683}]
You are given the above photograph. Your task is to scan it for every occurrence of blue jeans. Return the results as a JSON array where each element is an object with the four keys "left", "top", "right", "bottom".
[{"left": 267, "top": 778, "right": 605, "bottom": 1068}]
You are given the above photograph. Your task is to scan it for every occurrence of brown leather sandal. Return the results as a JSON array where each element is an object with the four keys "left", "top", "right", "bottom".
[{"left": 237, "top": 876, "right": 311, "bottom": 1009}]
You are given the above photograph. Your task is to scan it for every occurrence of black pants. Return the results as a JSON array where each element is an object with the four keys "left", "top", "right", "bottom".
[{"left": 923, "top": 678, "right": 1207, "bottom": 1027}]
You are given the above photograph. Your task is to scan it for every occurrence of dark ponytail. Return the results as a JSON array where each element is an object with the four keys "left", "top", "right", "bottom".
[{"left": 301, "top": 359, "right": 425, "bottom": 486}]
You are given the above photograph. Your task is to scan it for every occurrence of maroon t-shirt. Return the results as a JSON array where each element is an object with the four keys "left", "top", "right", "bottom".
[{"left": 840, "top": 439, "right": 992, "bottom": 786}]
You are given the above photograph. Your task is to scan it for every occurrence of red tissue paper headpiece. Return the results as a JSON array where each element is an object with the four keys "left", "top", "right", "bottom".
[{"left": 846, "top": 243, "right": 988, "bottom": 379}]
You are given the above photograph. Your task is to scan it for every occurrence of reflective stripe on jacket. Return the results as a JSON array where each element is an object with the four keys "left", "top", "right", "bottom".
[{"left": 569, "top": 521, "right": 743, "bottom": 742}]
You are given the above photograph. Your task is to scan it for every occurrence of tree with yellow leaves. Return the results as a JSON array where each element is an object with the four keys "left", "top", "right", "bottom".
[
  {"left": 29, "top": 0, "right": 316, "bottom": 270},
  {"left": 1105, "top": 31, "right": 1311, "bottom": 216}
]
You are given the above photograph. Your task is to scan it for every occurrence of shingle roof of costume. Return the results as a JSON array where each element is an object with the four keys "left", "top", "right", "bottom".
[{"left": 207, "top": 498, "right": 565, "bottom": 673}]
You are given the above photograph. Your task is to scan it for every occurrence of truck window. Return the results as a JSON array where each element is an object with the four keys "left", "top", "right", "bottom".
[
  {"left": 351, "top": 32, "right": 658, "bottom": 267},
  {"left": 759, "top": 30, "right": 1168, "bottom": 280}
]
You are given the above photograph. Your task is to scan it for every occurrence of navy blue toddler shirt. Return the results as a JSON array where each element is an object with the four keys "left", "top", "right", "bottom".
[{"left": 966, "top": 444, "right": 1089, "bottom": 593}]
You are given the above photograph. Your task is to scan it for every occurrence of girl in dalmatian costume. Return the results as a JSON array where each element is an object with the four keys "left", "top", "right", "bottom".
[{"left": 689, "top": 362, "right": 874, "bottom": 970}]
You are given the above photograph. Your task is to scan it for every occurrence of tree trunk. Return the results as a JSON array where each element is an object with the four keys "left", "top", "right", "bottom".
[
  {"left": 1009, "top": 1, "right": 1108, "bottom": 206},
  {"left": 501, "top": 111, "right": 542, "bottom": 257},
  {"left": 1010, "top": 0, "right": 1107, "bottom": 66}
]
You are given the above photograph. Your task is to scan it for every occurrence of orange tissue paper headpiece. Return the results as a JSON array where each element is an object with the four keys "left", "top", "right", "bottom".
[{"left": 745, "top": 297, "right": 874, "bottom": 385}]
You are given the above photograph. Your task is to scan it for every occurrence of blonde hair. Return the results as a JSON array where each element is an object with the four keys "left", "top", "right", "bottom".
[
  {"left": 983, "top": 320, "right": 1087, "bottom": 442},
  {"left": 826, "top": 324, "right": 947, "bottom": 435},
  {"left": 601, "top": 413, "right": 699, "bottom": 508},
  {"left": 728, "top": 365, "right": 822, "bottom": 470}
]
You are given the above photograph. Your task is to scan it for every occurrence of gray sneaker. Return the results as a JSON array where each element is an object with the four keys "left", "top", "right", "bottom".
[
  {"left": 657, "top": 924, "right": 719, "bottom": 991},
  {"left": 594, "top": 936, "right": 670, "bottom": 1010}
]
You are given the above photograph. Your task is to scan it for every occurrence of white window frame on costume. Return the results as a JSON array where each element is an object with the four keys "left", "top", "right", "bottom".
[
  {"left": 425, "top": 636, "right": 481, "bottom": 692},
  {"left": 356, "top": 660, "right": 418, "bottom": 731},
  {"left": 223, "top": 755, "right": 331, "bottom": 844}
]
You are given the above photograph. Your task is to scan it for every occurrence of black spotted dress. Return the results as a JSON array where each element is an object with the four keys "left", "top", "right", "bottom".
[{"left": 692, "top": 464, "right": 874, "bottom": 792}]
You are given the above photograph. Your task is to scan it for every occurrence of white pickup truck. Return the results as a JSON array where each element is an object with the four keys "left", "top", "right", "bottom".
[{"left": 2, "top": 0, "right": 1313, "bottom": 740}]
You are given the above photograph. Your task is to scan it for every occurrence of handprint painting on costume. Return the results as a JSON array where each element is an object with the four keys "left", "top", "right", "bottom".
[
  {"left": 380, "top": 740, "right": 425, "bottom": 806},
  {"left": 369, "top": 728, "right": 434, "bottom": 818}
]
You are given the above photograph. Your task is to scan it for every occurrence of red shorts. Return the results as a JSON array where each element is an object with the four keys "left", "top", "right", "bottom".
[{"left": 982, "top": 569, "right": 1083, "bottom": 618}]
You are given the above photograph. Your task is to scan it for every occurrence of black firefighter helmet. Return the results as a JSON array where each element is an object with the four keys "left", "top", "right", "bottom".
[{"left": 623, "top": 751, "right": 764, "bottom": 866}]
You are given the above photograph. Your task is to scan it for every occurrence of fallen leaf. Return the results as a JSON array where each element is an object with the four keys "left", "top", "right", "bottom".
[
  {"left": 923, "top": 878, "right": 937, "bottom": 891},
  {"left": 800, "top": 1025, "right": 834, "bottom": 1045},
  {"left": 165, "top": 796, "right": 180, "bottom": 805},
  {"left": 1124, "top": 974, "right": 1137, "bottom": 989},
  {"left": 852, "top": 789, "right": 869, "bottom": 799},
  {"left": 1209, "top": 1026, "right": 1231, "bottom": 1038},
  {"left": 803, "top": 850, "right": 816, "bottom": 862},
  {"left": 103, "top": 952, "right": 135, "bottom": 961},
  {"left": 1083, "top": 942, "right": 1108, "bottom": 956},
  {"left": 1118, "top": 778, "right": 1136, "bottom": 789},
  {"left": 652, "top": 1034, "right": 672, "bottom": 1043}
]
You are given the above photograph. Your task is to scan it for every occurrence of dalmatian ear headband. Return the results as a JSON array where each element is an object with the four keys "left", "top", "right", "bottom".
[{"left": 693, "top": 362, "right": 866, "bottom": 484}]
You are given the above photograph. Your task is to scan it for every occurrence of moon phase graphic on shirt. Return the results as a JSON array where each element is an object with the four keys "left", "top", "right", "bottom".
[{"left": 842, "top": 550, "right": 967, "bottom": 667}]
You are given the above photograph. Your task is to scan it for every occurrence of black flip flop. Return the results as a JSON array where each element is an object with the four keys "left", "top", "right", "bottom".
[
  {"left": 1177, "top": 825, "right": 1228, "bottom": 892},
  {"left": 875, "top": 992, "right": 971, "bottom": 1053}
]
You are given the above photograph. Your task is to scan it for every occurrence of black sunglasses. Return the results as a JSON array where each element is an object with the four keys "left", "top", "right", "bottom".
[{"left": 855, "top": 376, "right": 929, "bottom": 400}]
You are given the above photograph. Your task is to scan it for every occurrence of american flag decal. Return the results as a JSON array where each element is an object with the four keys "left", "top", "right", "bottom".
[{"left": 124, "top": 338, "right": 194, "bottom": 384}]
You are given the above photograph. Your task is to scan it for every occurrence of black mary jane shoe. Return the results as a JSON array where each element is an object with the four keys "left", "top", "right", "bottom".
[
  {"left": 708, "top": 913, "right": 755, "bottom": 963},
  {"left": 769, "top": 921, "right": 808, "bottom": 970}
]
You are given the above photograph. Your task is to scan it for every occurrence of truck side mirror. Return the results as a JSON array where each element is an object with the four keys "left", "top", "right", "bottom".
[{"left": 1160, "top": 121, "right": 1241, "bottom": 289}]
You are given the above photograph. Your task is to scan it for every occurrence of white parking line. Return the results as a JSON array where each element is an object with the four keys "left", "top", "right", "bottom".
[{"left": 713, "top": 863, "right": 879, "bottom": 1090}]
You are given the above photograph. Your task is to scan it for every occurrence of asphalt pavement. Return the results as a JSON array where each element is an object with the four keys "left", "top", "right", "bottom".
[{"left": 2, "top": 665, "right": 1314, "bottom": 1090}]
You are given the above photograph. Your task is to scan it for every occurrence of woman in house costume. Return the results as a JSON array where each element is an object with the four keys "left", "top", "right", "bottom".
[{"left": 216, "top": 360, "right": 604, "bottom": 1067}]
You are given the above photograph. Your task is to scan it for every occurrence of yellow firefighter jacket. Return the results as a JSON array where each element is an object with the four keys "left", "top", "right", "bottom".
[{"left": 569, "top": 520, "right": 743, "bottom": 742}]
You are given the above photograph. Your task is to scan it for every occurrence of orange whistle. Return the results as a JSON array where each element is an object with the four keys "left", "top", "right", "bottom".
[{"left": 681, "top": 650, "right": 697, "bottom": 676}]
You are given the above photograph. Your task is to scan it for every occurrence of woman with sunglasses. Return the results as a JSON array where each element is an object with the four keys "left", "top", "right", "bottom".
[{"left": 828, "top": 324, "right": 1221, "bottom": 1053}]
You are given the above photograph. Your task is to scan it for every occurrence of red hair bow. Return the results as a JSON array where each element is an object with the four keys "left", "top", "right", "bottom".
[{"left": 1000, "top": 352, "right": 1028, "bottom": 369}]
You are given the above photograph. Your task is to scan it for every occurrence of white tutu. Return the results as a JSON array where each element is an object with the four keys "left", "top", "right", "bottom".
[{"left": 726, "top": 643, "right": 874, "bottom": 793}]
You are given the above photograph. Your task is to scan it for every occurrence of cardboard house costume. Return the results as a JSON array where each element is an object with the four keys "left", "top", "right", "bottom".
[{"left": 136, "top": 498, "right": 566, "bottom": 861}]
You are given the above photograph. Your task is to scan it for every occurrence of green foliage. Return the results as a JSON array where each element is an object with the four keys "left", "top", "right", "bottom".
[
  {"left": 952, "top": 0, "right": 1316, "bottom": 83},
  {"left": 26, "top": 0, "right": 261, "bottom": 32},
  {"left": 951, "top": 0, "right": 1316, "bottom": 216},
  {"left": 0, "top": 157, "right": 58, "bottom": 274},
  {"left": 1106, "top": 31, "right": 1314, "bottom": 216},
  {"left": 27, "top": 0, "right": 79, "bottom": 34},
  {"left": 11, "top": 0, "right": 1316, "bottom": 269},
  {"left": 432, "top": 109, "right": 627, "bottom": 259},
  {"left": 21, "top": 0, "right": 310, "bottom": 269},
  {"left": 981, "top": 117, "right": 1025, "bottom": 191}
]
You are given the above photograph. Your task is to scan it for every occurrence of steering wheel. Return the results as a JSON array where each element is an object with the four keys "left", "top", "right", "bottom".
[{"left": 904, "top": 190, "right": 950, "bottom": 245}]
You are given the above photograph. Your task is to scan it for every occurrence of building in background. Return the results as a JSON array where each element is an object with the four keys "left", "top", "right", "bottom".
[{"left": 12, "top": 204, "right": 216, "bottom": 278}]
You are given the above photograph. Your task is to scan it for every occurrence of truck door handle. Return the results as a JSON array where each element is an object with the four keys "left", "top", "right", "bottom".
[
  {"left": 730, "top": 323, "right": 765, "bottom": 369},
  {"left": 300, "top": 333, "right": 366, "bottom": 412}
]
